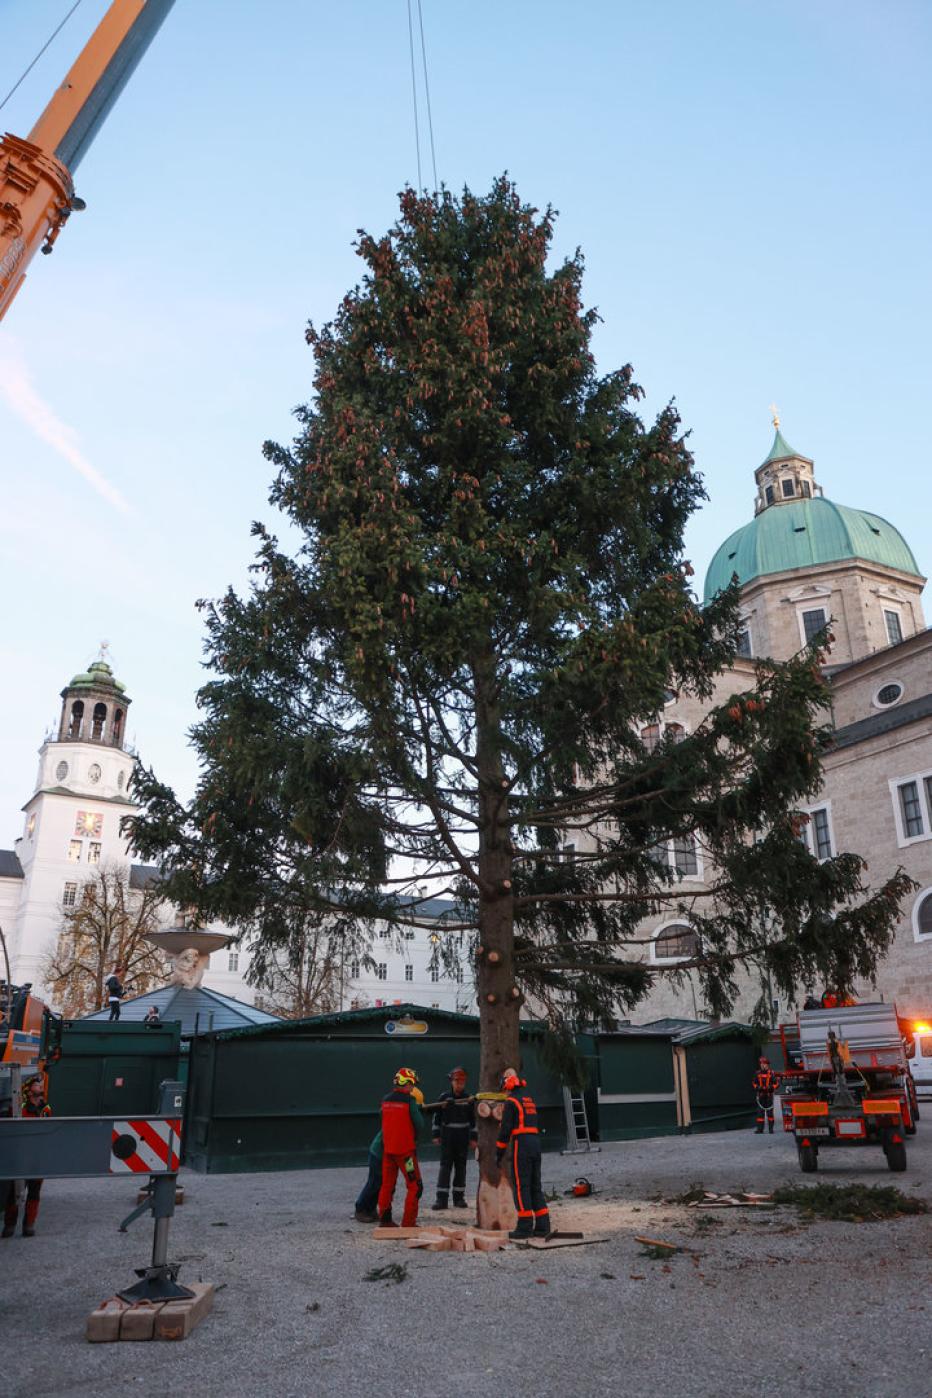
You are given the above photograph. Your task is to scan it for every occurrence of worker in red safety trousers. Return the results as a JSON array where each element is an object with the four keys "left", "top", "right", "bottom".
[
  {"left": 752, "top": 1056, "right": 781, "bottom": 1134},
  {"left": 377, "top": 1067, "right": 425, "bottom": 1228},
  {"left": 495, "top": 1068, "right": 551, "bottom": 1240},
  {"left": 2, "top": 1076, "right": 52, "bottom": 1238}
]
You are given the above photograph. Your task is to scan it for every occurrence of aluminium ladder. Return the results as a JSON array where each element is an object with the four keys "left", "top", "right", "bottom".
[{"left": 561, "top": 1086, "right": 600, "bottom": 1154}]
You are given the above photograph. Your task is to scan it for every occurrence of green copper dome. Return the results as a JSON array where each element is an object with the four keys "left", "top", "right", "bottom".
[
  {"left": 66, "top": 659, "right": 127, "bottom": 693},
  {"left": 704, "top": 497, "right": 922, "bottom": 603}
]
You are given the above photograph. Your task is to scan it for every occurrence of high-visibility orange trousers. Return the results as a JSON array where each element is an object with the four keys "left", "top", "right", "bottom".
[{"left": 378, "top": 1152, "right": 422, "bottom": 1226}]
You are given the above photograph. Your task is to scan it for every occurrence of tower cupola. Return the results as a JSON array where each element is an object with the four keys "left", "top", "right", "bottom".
[
  {"left": 753, "top": 409, "right": 822, "bottom": 515},
  {"left": 56, "top": 645, "right": 131, "bottom": 750}
]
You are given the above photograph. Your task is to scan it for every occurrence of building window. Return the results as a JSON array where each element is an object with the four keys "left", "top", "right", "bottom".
[
  {"left": 454, "top": 965, "right": 464, "bottom": 983},
  {"left": 798, "top": 804, "right": 835, "bottom": 860},
  {"left": 874, "top": 682, "right": 904, "bottom": 708},
  {"left": 350, "top": 960, "right": 360, "bottom": 979},
  {"left": 379, "top": 927, "right": 390, "bottom": 940},
  {"left": 88, "top": 842, "right": 101, "bottom": 866},
  {"left": 913, "top": 890, "right": 932, "bottom": 942},
  {"left": 641, "top": 723, "right": 661, "bottom": 753},
  {"left": 67, "top": 840, "right": 82, "bottom": 863},
  {"left": 228, "top": 952, "right": 239, "bottom": 972},
  {"left": 883, "top": 609, "right": 903, "bottom": 646},
  {"left": 765, "top": 485, "right": 775, "bottom": 505},
  {"left": 405, "top": 964, "right": 413, "bottom": 982},
  {"left": 112, "top": 707, "right": 124, "bottom": 746},
  {"left": 781, "top": 478, "right": 795, "bottom": 498},
  {"left": 665, "top": 722, "right": 686, "bottom": 743},
  {"left": 652, "top": 834, "right": 701, "bottom": 879},
  {"left": 404, "top": 928, "right": 415, "bottom": 940},
  {"left": 376, "top": 963, "right": 388, "bottom": 981},
  {"left": 898, "top": 781, "right": 925, "bottom": 839},
  {"left": 430, "top": 967, "right": 440, "bottom": 983},
  {"left": 735, "top": 626, "right": 752, "bottom": 658},
  {"left": 653, "top": 922, "right": 699, "bottom": 962},
  {"left": 801, "top": 480, "right": 811, "bottom": 498},
  {"left": 560, "top": 841, "right": 576, "bottom": 862},
  {"left": 62, "top": 882, "right": 78, "bottom": 908},
  {"left": 801, "top": 608, "right": 827, "bottom": 645}
]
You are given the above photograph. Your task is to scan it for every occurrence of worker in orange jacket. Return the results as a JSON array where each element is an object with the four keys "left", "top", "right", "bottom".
[
  {"left": 377, "top": 1067, "right": 425, "bottom": 1228},
  {"left": 752, "top": 1057, "right": 781, "bottom": 1133},
  {"left": 495, "top": 1068, "right": 551, "bottom": 1240}
]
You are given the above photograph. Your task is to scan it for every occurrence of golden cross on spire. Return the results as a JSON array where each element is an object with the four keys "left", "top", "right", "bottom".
[{"left": 769, "top": 403, "right": 780, "bottom": 429}]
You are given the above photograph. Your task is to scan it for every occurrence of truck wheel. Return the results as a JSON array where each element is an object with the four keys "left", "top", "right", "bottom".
[
  {"left": 798, "top": 1143, "right": 818, "bottom": 1173},
  {"left": 886, "top": 1140, "right": 907, "bottom": 1172}
]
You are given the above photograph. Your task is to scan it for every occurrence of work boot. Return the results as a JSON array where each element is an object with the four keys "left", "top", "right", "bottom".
[
  {"left": 509, "top": 1226, "right": 533, "bottom": 1241},
  {"left": 354, "top": 1209, "right": 379, "bottom": 1223},
  {"left": 2, "top": 1211, "right": 16, "bottom": 1239},
  {"left": 533, "top": 1214, "right": 552, "bottom": 1237},
  {"left": 768, "top": 1124, "right": 774, "bottom": 1134},
  {"left": 22, "top": 1201, "right": 38, "bottom": 1238},
  {"left": 452, "top": 1193, "right": 468, "bottom": 1209},
  {"left": 432, "top": 1195, "right": 449, "bottom": 1210},
  {"left": 378, "top": 1210, "right": 398, "bottom": 1228},
  {"left": 754, "top": 1127, "right": 763, "bottom": 1134}
]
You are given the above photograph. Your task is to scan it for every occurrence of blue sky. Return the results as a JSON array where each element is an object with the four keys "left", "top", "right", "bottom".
[{"left": 1, "top": 0, "right": 930, "bottom": 840}]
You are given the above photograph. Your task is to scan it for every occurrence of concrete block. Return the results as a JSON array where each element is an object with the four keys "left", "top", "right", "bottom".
[
  {"left": 86, "top": 1297, "right": 129, "bottom": 1343},
  {"left": 154, "top": 1283, "right": 215, "bottom": 1342},
  {"left": 119, "top": 1302, "right": 164, "bottom": 1341}
]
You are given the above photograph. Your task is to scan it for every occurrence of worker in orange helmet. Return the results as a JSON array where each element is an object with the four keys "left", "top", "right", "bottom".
[
  {"left": 495, "top": 1067, "right": 551, "bottom": 1240},
  {"left": 377, "top": 1067, "right": 425, "bottom": 1228},
  {"left": 2, "top": 1076, "right": 52, "bottom": 1238},
  {"left": 752, "top": 1056, "right": 781, "bottom": 1134}
]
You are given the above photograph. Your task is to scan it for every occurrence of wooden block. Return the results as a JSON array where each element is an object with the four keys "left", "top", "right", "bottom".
[
  {"left": 405, "top": 1233, "right": 446, "bottom": 1248},
  {"left": 154, "top": 1283, "right": 215, "bottom": 1342},
  {"left": 423, "top": 1238, "right": 455, "bottom": 1251},
  {"left": 463, "top": 1233, "right": 476, "bottom": 1252},
  {"left": 86, "top": 1297, "right": 129, "bottom": 1343},
  {"left": 473, "top": 1236, "right": 508, "bottom": 1252},
  {"left": 119, "top": 1302, "right": 164, "bottom": 1341},
  {"left": 372, "top": 1226, "right": 424, "bottom": 1239}
]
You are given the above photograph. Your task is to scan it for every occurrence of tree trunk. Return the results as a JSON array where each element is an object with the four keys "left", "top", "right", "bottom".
[{"left": 473, "top": 649, "right": 519, "bottom": 1230}]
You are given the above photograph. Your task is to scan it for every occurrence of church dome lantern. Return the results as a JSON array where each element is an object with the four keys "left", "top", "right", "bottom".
[{"left": 56, "top": 647, "right": 131, "bottom": 749}]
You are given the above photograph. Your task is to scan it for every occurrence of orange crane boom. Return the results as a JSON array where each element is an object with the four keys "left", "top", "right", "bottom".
[{"left": 0, "top": 0, "right": 176, "bottom": 321}]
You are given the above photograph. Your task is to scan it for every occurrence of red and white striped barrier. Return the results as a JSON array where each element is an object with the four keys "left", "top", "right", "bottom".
[{"left": 110, "top": 1118, "right": 182, "bottom": 1175}]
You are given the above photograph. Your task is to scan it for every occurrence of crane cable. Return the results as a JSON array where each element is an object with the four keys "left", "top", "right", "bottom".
[
  {"left": 0, "top": 0, "right": 86, "bottom": 116},
  {"left": 406, "top": 0, "right": 439, "bottom": 192}
]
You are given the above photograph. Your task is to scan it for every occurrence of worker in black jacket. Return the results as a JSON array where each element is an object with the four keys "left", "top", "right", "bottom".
[
  {"left": 495, "top": 1068, "right": 551, "bottom": 1240},
  {"left": 431, "top": 1066, "right": 477, "bottom": 1209},
  {"left": 752, "top": 1057, "right": 781, "bottom": 1133}
]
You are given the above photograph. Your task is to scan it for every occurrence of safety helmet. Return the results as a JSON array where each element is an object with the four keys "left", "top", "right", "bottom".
[
  {"left": 393, "top": 1067, "right": 420, "bottom": 1088},
  {"left": 500, "top": 1067, "right": 522, "bottom": 1091},
  {"left": 448, "top": 1065, "right": 467, "bottom": 1082},
  {"left": 758, "top": 1056, "right": 769, "bottom": 1067}
]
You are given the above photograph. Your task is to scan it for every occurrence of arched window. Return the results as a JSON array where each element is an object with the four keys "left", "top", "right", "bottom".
[
  {"left": 112, "top": 707, "right": 124, "bottom": 746},
  {"left": 67, "top": 700, "right": 84, "bottom": 739},
  {"left": 666, "top": 722, "right": 686, "bottom": 743},
  {"left": 914, "top": 890, "right": 932, "bottom": 942},
  {"left": 91, "top": 702, "right": 107, "bottom": 740},
  {"left": 653, "top": 923, "right": 699, "bottom": 961}
]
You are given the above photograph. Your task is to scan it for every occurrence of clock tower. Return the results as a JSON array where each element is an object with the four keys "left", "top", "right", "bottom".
[{"left": 9, "top": 652, "right": 138, "bottom": 990}]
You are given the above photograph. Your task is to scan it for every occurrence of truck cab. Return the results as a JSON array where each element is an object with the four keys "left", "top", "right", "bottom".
[{"left": 908, "top": 1023, "right": 932, "bottom": 1099}]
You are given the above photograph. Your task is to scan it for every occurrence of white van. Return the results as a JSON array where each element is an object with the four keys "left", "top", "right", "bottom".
[{"left": 910, "top": 1024, "right": 932, "bottom": 1099}]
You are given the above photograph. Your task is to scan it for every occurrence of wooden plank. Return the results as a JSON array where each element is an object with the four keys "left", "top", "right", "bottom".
[
  {"left": 86, "top": 1297, "right": 129, "bottom": 1343},
  {"left": 154, "top": 1283, "right": 215, "bottom": 1342},
  {"left": 119, "top": 1301, "right": 165, "bottom": 1341},
  {"left": 523, "top": 1234, "right": 608, "bottom": 1249},
  {"left": 372, "top": 1226, "right": 426, "bottom": 1239}
]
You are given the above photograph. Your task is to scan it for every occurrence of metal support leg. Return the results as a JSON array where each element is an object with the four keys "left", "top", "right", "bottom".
[{"left": 117, "top": 1173, "right": 193, "bottom": 1303}]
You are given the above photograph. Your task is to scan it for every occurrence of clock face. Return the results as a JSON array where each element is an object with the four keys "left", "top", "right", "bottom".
[
  {"left": 75, "top": 810, "right": 102, "bottom": 838},
  {"left": 56, "top": 761, "right": 69, "bottom": 781},
  {"left": 88, "top": 763, "right": 102, "bottom": 784}
]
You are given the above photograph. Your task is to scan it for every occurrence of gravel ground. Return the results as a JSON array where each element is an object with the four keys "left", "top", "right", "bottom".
[{"left": 2, "top": 1119, "right": 930, "bottom": 1398}]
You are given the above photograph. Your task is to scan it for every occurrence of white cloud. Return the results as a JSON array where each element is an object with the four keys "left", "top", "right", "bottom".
[{"left": 0, "top": 339, "right": 131, "bottom": 515}]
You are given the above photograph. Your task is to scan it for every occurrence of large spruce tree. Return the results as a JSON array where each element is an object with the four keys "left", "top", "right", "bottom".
[{"left": 130, "top": 180, "right": 910, "bottom": 1222}]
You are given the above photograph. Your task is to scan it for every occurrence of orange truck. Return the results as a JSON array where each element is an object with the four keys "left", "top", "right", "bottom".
[
  {"left": 0, "top": 0, "right": 176, "bottom": 321},
  {"left": 779, "top": 1002, "right": 915, "bottom": 1174}
]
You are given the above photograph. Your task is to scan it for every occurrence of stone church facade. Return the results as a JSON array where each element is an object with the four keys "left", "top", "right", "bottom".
[{"left": 611, "top": 426, "right": 932, "bottom": 1023}]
